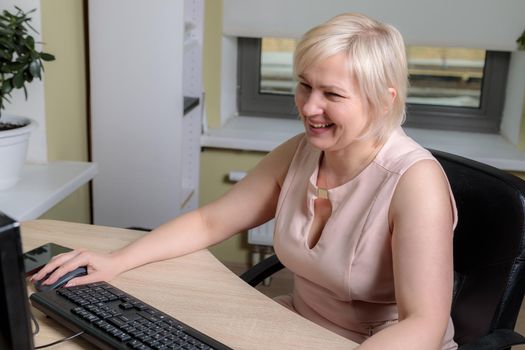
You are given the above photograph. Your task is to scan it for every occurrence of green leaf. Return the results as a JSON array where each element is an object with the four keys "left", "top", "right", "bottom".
[
  {"left": 40, "top": 52, "right": 55, "bottom": 61},
  {"left": 12, "top": 70, "right": 24, "bottom": 88},
  {"left": 0, "top": 38, "right": 15, "bottom": 50},
  {"left": 0, "top": 6, "right": 54, "bottom": 103},
  {"left": 29, "top": 60, "right": 40, "bottom": 78},
  {"left": 25, "top": 35, "right": 35, "bottom": 49},
  {"left": 1, "top": 80, "right": 11, "bottom": 94}
]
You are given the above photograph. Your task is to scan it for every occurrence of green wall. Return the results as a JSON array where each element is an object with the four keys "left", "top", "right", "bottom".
[
  {"left": 40, "top": 0, "right": 91, "bottom": 223},
  {"left": 203, "top": 0, "right": 223, "bottom": 130},
  {"left": 199, "top": 148, "right": 266, "bottom": 263}
]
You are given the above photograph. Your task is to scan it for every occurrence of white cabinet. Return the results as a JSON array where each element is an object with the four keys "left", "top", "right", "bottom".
[{"left": 89, "top": 0, "right": 203, "bottom": 229}]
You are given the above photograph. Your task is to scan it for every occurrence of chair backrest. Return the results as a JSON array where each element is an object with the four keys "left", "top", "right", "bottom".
[{"left": 432, "top": 150, "right": 525, "bottom": 346}]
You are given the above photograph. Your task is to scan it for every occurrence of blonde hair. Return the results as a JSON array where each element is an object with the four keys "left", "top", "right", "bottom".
[{"left": 294, "top": 13, "right": 408, "bottom": 142}]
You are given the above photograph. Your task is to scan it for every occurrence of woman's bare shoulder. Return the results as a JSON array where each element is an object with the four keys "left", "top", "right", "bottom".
[
  {"left": 262, "top": 133, "right": 305, "bottom": 186},
  {"left": 271, "top": 132, "right": 305, "bottom": 156},
  {"left": 389, "top": 158, "right": 453, "bottom": 228}
]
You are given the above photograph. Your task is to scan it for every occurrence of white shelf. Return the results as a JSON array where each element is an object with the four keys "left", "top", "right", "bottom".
[{"left": 0, "top": 161, "right": 98, "bottom": 221}]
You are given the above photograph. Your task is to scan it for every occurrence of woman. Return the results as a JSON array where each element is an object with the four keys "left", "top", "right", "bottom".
[{"left": 33, "top": 13, "right": 457, "bottom": 349}]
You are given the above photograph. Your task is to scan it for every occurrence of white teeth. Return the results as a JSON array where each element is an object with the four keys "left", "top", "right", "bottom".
[{"left": 310, "top": 123, "right": 333, "bottom": 128}]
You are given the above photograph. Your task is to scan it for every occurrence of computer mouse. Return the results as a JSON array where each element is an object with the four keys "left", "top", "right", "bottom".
[{"left": 34, "top": 266, "right": 88, "bottom": 292}]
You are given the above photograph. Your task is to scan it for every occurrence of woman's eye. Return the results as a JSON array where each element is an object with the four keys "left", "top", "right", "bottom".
[
  {"left": 326, "top": 92, "right": 343, "bottom": 98},
  {"left": 299, "top": 82, "right": 311, "bottom": 90}
]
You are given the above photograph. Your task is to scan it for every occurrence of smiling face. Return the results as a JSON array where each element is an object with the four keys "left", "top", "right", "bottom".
[{"left": 295, "top": 53, "right": 370, "bottom": 152}]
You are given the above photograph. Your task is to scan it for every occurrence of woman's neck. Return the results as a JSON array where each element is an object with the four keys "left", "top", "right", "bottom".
[{"left": 318, "top": 139, "right": 382, "bottom": 189}]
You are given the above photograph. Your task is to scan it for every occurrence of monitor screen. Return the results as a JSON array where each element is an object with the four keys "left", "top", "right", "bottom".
[{"left": 0, "top": 212, "right": 34, "bottom": 349}]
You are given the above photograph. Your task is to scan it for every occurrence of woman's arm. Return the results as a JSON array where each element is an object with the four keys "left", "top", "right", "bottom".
[
  {"left": 358, "top": 159, "right": 455, "bottom": 350},
  {"left": 32, "top": 134, "right": 303, "bottom": 287}
]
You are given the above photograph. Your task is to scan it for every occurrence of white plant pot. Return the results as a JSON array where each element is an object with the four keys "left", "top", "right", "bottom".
[{"left": 0, "top": 115, "right": 37, "bottom": 190}]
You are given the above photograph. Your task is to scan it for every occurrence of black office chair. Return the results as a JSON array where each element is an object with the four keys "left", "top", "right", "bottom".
[{"left": 240, "top": 149, "right": 525, "bottom": 350}]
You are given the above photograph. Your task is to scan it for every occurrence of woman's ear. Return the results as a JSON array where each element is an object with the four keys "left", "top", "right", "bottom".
[
  {"left": 384, "top": 88, "right": 397, "bottom": 113},
  {"left": 388, "top": 88, "right": 397, "bottom": 103}
]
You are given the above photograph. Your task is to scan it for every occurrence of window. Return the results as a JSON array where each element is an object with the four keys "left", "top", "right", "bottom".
[{"left": 238, "top": 37, "right": 510, "bottom": 133}]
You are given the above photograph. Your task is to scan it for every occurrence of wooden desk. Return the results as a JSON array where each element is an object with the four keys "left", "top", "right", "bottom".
[{"left": 22, "top": 220, "right": 357, "bottom": 350}]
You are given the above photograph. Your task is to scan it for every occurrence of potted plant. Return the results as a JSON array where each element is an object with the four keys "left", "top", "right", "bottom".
[
  {"left": 0, "top": 6, "right": 54, "bottom": 189},
  {"left": 518, "top": 29, "right": 525, "bottom": 51}
]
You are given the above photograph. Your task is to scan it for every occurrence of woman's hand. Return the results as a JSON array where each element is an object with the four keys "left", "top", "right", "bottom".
[{"left": 30, "top": 249, "right": 124, "bottom": 288}]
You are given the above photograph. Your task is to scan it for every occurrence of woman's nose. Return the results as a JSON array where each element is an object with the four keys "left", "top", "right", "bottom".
[{"left": 301, "top": 92, "right": 324, "bottom": 117}]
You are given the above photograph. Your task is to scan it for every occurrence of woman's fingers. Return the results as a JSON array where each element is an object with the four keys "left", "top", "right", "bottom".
[
  {"left": 30, "top": 249, "right": 120, "bottom": 289},
  {"left": 30, "top": 250, "right": 74, "bottom": 281},
  {"left": 43, "top": 256, "right": 88, "bottom": 285},
  {"left": 31, "top": 249, "right": 87, "bottom": 283}
]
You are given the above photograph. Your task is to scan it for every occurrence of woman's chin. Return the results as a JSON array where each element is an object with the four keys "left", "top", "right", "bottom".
[{"left": 305, "top": 133, "right": 333, "bottom": 151}]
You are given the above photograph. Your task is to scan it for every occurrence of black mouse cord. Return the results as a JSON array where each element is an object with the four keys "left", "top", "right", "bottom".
[{"left": 30, "top": 309, "right": 84, "bottom": 349}]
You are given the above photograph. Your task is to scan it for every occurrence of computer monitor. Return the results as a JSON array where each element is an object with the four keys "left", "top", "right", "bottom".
[{"left": 0, "top": 212, "right": 34, "bottom": 350}]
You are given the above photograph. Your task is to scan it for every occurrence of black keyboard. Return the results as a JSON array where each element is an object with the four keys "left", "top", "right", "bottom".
[{"left": 30, "top": 281, "right": 232, "bottom": 350}]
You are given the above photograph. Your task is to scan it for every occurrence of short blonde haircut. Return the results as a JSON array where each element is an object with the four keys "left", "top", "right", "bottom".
[{"left": 294, "top": 13, "right": 408, "bottom": 142}]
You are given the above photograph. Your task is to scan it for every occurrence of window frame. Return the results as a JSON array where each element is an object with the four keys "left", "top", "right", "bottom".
[{"left": 237, "top": 37, "right": 510, "bottom": 133}]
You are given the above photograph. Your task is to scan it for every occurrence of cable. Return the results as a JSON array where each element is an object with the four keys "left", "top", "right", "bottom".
[
  {"left": 34, "top": 331, "right": 84, "bottom": 349},
  {"left": 30, "top": 309, "right": 84, "bottom": 349},
  {"left": 30, "top": 310, "right": 40, "bottom": 335}
]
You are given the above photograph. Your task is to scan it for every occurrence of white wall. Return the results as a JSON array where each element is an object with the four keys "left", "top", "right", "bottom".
[
  {"left": 223, "top": 0, "right": 525, "bottom": 51},
  {"left": 1, "top": 0, "right": 47, "bottom": 163}
]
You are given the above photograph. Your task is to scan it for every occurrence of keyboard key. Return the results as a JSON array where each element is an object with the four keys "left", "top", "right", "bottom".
[{"left": 120, "top": 302, "right": 135, "bottom": 310}]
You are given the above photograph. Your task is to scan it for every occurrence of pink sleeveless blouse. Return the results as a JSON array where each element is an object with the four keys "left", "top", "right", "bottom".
[{"left": 273, "top": 127, "right": 457, "bottom": 349}]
